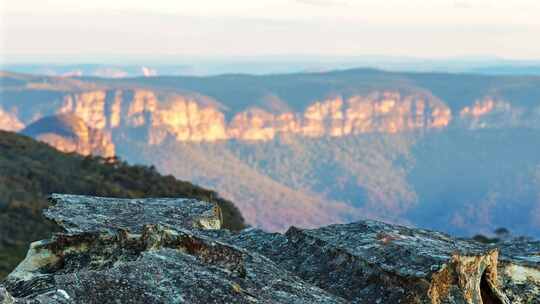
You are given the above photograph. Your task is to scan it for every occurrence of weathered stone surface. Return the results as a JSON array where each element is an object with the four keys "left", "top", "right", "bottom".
[
  {"left": 3, "top": 194, "right": 539, "bottom": 303},
  {"left": 228, "top": 222, "right": 539, "bottom": 304},
  {"left": 0, "top": 286, "right": 15, "bottom": 304},
  {"left": 497, "top": 241, "right": 540, "bottom": 303},
  {"left": 4, "top": 225, "right": 344, "bottom": 303},
  {"left": 46, "top": 194, "right": 223, "bottom": 233}
]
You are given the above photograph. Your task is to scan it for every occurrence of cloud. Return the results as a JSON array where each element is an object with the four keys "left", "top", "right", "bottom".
[
  {"left": 453, "top": 0, "right": 475, "bottom": 8},
  {"left": 452, "top": 0, "right": 494, "bottom": 9},
  {"left": 295, "top": 0, "right": 352, "bottom": 7}
]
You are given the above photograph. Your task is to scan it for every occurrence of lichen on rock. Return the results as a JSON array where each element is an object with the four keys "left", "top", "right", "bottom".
[
  {"left": 2, "top": 194, "right": 539, "bottom": 303},
  {"left": 0, "top": 286, "right": 15, "bottom": 304},
  {"left": 226, "top": 222, "right": 523, "bottom": 303},
  {"left": 46, "top": 194, "right": 223, "bottom": 233}
]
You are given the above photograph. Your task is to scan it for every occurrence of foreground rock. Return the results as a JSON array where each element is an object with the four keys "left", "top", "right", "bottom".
[
  {"left": 2, "top": 195, "right": 539, "bottom": 303},
  {"left": 44, "top": 194, "right": 223, "bottom": 233},
  {"left": 228, "top": 223, "right": 539, "bottom": 303},
  {"left": 2, "top": 195, "right": 343, "bottom": 304}
]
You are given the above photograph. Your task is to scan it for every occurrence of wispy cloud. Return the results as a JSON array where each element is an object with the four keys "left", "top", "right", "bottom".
[
  {"left": 453, "top": 0, "right": 474, "bottom": 8},
  {"left": 452, "top": 0, "right": 494, "bottom": 9},
  {"left": 295, "top": 0, "right": 352, "bottom": 7}
]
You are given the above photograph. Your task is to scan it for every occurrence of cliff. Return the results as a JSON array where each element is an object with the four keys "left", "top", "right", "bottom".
[
  {"left": 4, "top": 88, "right": 535, "bottom": 146},
  {"left": 21, "top": 114, "right": 115, "bottom": 158},
  {"left": 7, "top": 89, "right": 454, "bottom": 143},
  {"left": 0, "top": 108, "right": 24, "bottom": 132},
  {"left": 1, "top": 194, "right": 538, "bottom": 303},
  {"left": 3, "top": 70, "right": 540, "bottom": 145},
  {"left": 3, "top": 70, "right": 540, "bottom": 237}
]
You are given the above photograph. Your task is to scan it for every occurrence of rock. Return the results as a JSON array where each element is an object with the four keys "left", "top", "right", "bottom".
[
  {"left": 4, "top": 225, "right": 344, "bottom": 304},
  {"left": 45, "top": 194, "right": 223, "bottom": 233},
  {"left": 3, "top": 194, "right": 539, "bottom": 303},
  {"left": 4, "top": 195, "right": 345, "bottom": 303},
  {"left": 497, "top": 241, "right": 540, "bottom": 303},
  {"left": 0, "top": 286, "right": 15, "bottom": 304},
  {"left": 227, "top": 222, "right": 539, "bottom": 304}
]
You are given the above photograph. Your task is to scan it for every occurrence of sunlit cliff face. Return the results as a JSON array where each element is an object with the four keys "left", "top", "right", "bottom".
[
  {"left": 0, "top": 108, "right": 24, "bottom": 132},
  {"left": 33, "top": 89, "right": 455, "bottom": 144},
  {"left": 21, "top": 114, "right": 116, "bottom": 158},
  {"left": 34, "top": 130, "right": 115, "bottom": 158},
  {"left": 1, "top": 89, "right": 535, "bottom": 146},
  {"left": 459, "top": 98, "right": 539, "bottom": 129}
]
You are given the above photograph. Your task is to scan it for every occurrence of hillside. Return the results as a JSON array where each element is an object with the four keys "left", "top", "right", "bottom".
[
  {"left": 0, "top": 130, "right": 245, "bottom": 278},
  {"left": 1, "top": 68, "right": 540, "bottom": 237}
]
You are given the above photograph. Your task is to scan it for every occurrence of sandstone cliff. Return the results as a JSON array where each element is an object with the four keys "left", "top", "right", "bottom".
[
  {"left": 2, "top": 70, "right": 540, "bottom": 238},
  {"left": 0, "top": 108, "right": 24, "bottom": 132},
  {"left": 1, "top": 194, "right": 538, "bottom": 303},
  {"left": 54, "top": 89, "right": 454, "bottom": 143},
  {"left": 21, "top": 114, "right": 115, "bottom": 158},
  {"left": 7, "top": 88, "right": 536, "bottom": 146}
]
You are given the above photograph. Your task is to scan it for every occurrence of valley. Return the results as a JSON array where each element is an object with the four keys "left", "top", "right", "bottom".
[{"left": 1, "top": 69, "right": 540, "bottom": 236}]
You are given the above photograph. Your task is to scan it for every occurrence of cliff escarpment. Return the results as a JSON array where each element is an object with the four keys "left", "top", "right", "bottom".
[
  {"left": 3, "top": 70, "right": 540, "bottom": 146},
  {"left": 2, "top": 70, "right": 540, "bottom": 235},
  {"left": 22, "top": 114, "right": 115, "bottom": 158},
  {"left": 3, "top": 88, "right": 455, "bottom": 143},
  {"left": 3, "top": 88, "right": 539, "bottom": 147}
]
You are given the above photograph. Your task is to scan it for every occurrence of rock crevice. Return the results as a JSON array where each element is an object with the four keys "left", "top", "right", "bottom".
[{"left": 1, "top": 195, "right": 539, "bottom": 303}]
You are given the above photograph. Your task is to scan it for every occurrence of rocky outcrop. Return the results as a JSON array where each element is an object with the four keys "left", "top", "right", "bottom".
[
  {"left": 2, "top": 194, "right": 538, "bottom": 303},
  {"left": 227, "top": 223, "right": 540, "bottom": 303},
  {"left": 0, "top": 108, "right": 24, "bottom": 132},
  {"left": 459, "top": 98, "right": 540, "bottom": 130},
  {"left": 2, "top": 195, "right": 343, "bottom": 303},
  {"left": 21, "top": 114, "right": 115, "bottom": 158},
  {"left": 4, "top": 85, "right": 538, "bottom": 144}
]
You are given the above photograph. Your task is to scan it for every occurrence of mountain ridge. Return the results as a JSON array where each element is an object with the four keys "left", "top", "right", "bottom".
[{"left": 1, "top": 68, "right": 540, "bottom": 236}]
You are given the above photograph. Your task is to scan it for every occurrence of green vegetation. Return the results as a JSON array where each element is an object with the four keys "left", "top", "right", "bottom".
[
  {"left": 0, "top": 130, "right": 245, "bottom": 278},
  {"left": 124, "top": 128, "right": 540, "bottom": 238},
  {"left": 472, "top": 227, "right": 531, "bottom": 244}
]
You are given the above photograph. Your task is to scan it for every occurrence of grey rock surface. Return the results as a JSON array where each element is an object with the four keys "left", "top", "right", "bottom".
[
  {"left": 46, "top": 194, "right": 223, "bottom": 233},
  {"left": 497, "top": 241, "right": 540, "bottom": 304},
  {"left": 3, "top": 194, "right": 539, "bottom": 303},
  {"left": 227, "top": 223, "right": 499, "bottom": 303},
  {"left": 0, "top": 286, "right": 15, "bottom": 304}
]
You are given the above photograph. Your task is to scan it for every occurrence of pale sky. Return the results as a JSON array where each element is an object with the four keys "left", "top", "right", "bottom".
[{"left": 2, "top": 0, "right": 540, "bottom": 63}]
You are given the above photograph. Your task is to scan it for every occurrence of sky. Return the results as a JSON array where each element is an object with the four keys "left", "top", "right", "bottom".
[{"left": 2, "top": 0, "right": 540, "bottom": 63}]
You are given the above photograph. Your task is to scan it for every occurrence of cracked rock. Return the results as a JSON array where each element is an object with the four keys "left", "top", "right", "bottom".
[{"left": 2, "top": 194, "right": 539, "bottom": 303}]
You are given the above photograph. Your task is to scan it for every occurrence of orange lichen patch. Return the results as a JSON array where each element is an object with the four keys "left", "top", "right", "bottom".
[
  {"left": 428, "top": 264, "right": 454, "bottom": 304},
  {"left": 376, "top": 232, "right": 400, "bottom": 245},
  {"left": 428, "top": 250, "right": 507, "bottom": 304}
]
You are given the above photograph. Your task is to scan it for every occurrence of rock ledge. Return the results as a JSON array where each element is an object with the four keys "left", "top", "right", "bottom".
[{"left": 1, "top": 194, "right": 539, "bottom": 303}]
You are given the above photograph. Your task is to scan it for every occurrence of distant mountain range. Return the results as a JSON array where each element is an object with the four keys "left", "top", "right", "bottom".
[
  {"left": 1, "top": 68, "right": 540, "bottom": 237},
  {"left": 4, "top": 57, "right": 540, "bottom": 77}
]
